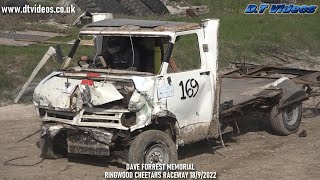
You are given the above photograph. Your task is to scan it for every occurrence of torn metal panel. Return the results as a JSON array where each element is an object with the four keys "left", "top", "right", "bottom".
[
  {"left": 128, "top": 76, "right": 158, "bottom": 131},
  {"left": 34, "top": 76, "right": 81, "bottom": 110},
  {"left": 130, "top": 102, "right": 153, "bottom": 131},
  {"left": 88, "top": 83, "right": 123, "bottom": 106},
  {"left": 34, "top": 74, "right": 125, "bottom": 110},
  {"left": 272, "top": 78, "right": 308, "bottom": 108},
  {"left": 131, "top": 76, "right": 155, "bottom": 92},
  {"left": 128, "top": 91, "right": 146, "bottom": 112}
]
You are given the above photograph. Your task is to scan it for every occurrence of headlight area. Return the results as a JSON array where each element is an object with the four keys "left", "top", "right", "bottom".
[
  {"left": 37, "top": 107, "right": 46, "bottom": 118},
  {"left": 121, "top": 112, "right": 136, "bottom": 128}
]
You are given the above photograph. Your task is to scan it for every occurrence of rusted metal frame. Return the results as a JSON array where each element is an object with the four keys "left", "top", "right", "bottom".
[
  {"left": 224, "top": 65, "right": 318, "bottom": 78},
  {"left": 220, "top": 97, "right": 262, "bottom": 117},
  {"left": 254, "top": 67, "right": 316, "bottom": 76},
  {"left": 220, "top": 90, "right": 281, "bottom": 120},
  {"left": 292, "top": 71, "right": 320, "bottom": 87},
  {"left": 223, "top": 65, "right": 269, "bottom": 77},
  {"left": 224, "top": 66, "right": 320, "bottom": 92},
  {"left": 219, "top": 98, "right": 273, "bottom": 124}
]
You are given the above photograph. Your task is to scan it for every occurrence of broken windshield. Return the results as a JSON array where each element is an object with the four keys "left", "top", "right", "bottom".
[{"left": 66, "top": 35, "right": 171, "bottom": 75}]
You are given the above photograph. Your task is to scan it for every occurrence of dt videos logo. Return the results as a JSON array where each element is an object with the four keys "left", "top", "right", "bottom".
[{"left": 245, "top": 2, "right": 318, "bottom": 14}]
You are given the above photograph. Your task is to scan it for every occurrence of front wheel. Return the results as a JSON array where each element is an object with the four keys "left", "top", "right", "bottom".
[
  {"left": 270, "top": 102, "right": 302, "bottom": 135},
  {"left": 128, "top": 130, "right": 178, "bottom": 164}
]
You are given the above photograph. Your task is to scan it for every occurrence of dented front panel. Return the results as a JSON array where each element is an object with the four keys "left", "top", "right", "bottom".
[{"left": 33, "top": 70, "right": 164, "bottom": 131}]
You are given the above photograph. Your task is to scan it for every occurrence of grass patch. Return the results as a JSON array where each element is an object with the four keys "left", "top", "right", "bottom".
[{"left": 167, "top": 0, "right": 320, "bottom": 66}]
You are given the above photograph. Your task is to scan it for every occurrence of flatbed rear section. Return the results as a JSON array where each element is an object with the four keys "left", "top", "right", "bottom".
[{"left": 219, "top": 76, "right": 308, "bottom": 120}]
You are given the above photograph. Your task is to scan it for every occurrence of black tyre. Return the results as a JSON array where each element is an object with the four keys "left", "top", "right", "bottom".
[
  {"left": 119, "top": 0, "right": 154, "bottom": 16},
  {"left": 40, "top": 133, "right": 67, "bottom": 159},
  {"left": 270, "top": 102, "right": 302, "bottom": 135},
  {"left": 128, "top": 130, "right": 177, "bottom": 164},
  {"left": 140, "top": 0, "right": 169, "bottom": 15},
  {"left": 73, "top": 0, "right": 128, "bottom": 14}
]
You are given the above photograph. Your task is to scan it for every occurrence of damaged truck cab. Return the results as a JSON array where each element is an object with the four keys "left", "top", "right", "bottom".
[{"left": 33, "top": 19, "right": 307, "bottom": 164}]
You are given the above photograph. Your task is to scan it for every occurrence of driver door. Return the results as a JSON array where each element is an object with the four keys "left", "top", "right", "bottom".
[{"left": 163, "top": 33, "right": 214, "bottom": 143}]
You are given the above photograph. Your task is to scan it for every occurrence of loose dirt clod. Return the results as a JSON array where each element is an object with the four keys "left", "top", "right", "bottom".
[{"left": 299, "top": 129, "right": 307, "bottom": 138}]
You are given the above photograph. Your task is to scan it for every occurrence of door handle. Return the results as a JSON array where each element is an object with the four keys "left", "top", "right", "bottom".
[{"left": 200, "top": 71, "right": 210, "bottom": 75}]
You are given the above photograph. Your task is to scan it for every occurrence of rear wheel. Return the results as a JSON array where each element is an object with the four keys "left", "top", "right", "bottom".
[
  {"left": 128, "top": 130, "right": 177, "bottom": 164},
  {"left": 270, "top": 102, "right": 302, "bottom": 135}
]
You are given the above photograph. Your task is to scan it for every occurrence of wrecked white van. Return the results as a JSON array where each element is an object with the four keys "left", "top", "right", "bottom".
[{"left": 33, "top": 19, "right": 308, "bottom": 164}]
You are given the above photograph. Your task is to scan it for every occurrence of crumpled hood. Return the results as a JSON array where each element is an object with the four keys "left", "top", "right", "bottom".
[{"left": 33, "top": 72, "right": 123, "bottom": 111}]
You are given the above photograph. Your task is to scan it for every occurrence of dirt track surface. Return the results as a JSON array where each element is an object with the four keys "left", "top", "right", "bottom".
[{"left": 0, "top": 101, "right": 320, "bottom": 180}]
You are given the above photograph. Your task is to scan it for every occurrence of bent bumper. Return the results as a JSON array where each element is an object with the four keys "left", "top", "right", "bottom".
[{"left": 42, "top": 124, "right": 113, "bottom": 156}]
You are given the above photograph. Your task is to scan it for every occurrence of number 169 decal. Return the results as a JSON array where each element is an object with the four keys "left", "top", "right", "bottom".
[{"left": 179, "top": 79, "right": 199, "bottom": 100}]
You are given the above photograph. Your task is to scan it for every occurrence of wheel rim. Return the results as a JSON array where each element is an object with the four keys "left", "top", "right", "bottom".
[
  {"left": 144, "top": 143, "right": 169, "bottom": 164},
  {"left": 283, "top": 104, "right": 299, "bottom": 126}
]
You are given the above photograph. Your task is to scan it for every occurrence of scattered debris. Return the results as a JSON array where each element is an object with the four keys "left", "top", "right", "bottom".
[
  {"left": 72, "top": 11, "right": 113, "bottom": 27},
  {"left": 167, "top": 5, "right": 209, "bottom": 17},
  {"left": 165, "top": 0, "right": 209, "bottom": 17},
  {"left": 299, "top": 130, "right": 307, "bottom": 138}
]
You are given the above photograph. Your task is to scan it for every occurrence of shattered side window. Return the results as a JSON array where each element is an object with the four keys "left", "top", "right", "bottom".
[{"left": 168, "top": 34, "right": 201, "bottom": 73}]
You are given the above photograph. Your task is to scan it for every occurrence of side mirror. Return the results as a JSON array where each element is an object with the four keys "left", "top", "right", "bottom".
[{"left": 55, "top": 45, "right": 63, "bottom": 64}]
